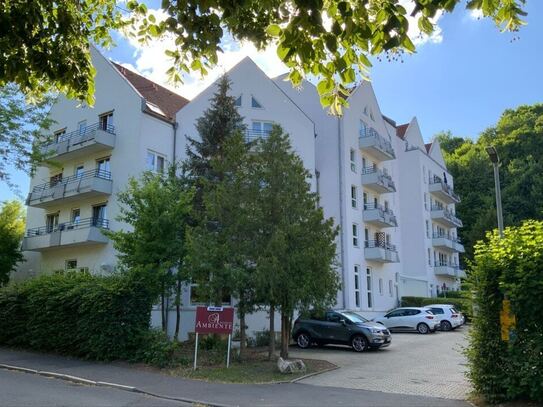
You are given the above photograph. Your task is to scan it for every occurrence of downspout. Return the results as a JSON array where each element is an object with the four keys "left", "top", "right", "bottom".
[
  {"left": 337, "top": 117, "right": 348, "bottom": 309},
  {"left": 172, "top": 120, "right": 178, "bottom": 164}
]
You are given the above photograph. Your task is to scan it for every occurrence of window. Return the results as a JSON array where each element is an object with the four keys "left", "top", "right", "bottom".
[
  {"left": 54, "top": 129, "right": 66, "bottom": 143},
  {"left": 378, "top": 278, "right": 383, "bottom": 296},
  {"left": 65, "top": 259, "right": 78, "bottom": 270},
  {"left": 426, "top": 220, "right": 430, "bottom": 238},
  {"left": 99, "top": 112, "right": 114, "bottom": 131},
  {"left": 46, "top": 213, "right": 59, "bottom": 233},
  {"left": 388, "top": 280, "right": 393, "bottom": 297},
  {"left": 251, "top": 96, "right": 263, "bottom": 108},
  {"left": 252, "top": 121, "right": 273, "bottom": 138},
  {"left": 354, "top": 265, "right": 360, "bottom": 308},
  {"left": 146, "top": 151, "right": 165, "bottom": 173},
  {"left": 363, "top": 193, "right": 368, "bottom": 209},
  {"left": 96, "top": 157, "right": 110, "bottom": 176},
  {"left": 364, "top": 228, "right": 369, "bottom": 244},
  {"left": 75, "top": 165, "right": 84, "bottom": 178},
  {"left": 366, "top": 268, "right": 373, "bottom": 308},
  {"left": 430, "top": 307, "right": 445, "bottom": 315},
  {"left": 49, "top": 173, "right": 63, "bottom": 187},
  {"left": 352, "top": 224, "right": 359, "bottom": 247},
  {"left": 424, "top": 193, "right": 428, "bottom": 210},
  {"left": 71, "top": 208, "right": 81, "bottom": 225},
  {"left": 190, "top": 284, "right": 231, "bottom": 305},
  {"left": 350, "top": 149, "right": 356, "bottom": 172},
  {"left": 92, "top": 204, "right": 107, "bottom": 226},
  {"left": 78, "top": 120, "right": 87, "bottom": 135},
  {"left": 234, "top": 95, "right": 242, "bottom": 107},
  {"left": 351, "top": 186, "right": 357, "bottom": 208},
  {"left": 428, "top": 248, "right": 432, "bottom": 265}
]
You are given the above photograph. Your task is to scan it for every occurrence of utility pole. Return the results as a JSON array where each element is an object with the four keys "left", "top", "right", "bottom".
[{"left": 485, "top": 146, "right": 504, "bottom": 237}]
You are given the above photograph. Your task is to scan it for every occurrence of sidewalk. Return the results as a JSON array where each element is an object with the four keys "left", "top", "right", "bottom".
[{"left": 0, "top": 348, "right": 470, "bottom": 407}]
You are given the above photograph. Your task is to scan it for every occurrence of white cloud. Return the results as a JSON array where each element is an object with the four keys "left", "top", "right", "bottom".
[
  {"left": 469, "top": 9, "right": 484, "bottom": 20},
  {"left": 118, "top": 4, "right": 444, "bottom": 99}
]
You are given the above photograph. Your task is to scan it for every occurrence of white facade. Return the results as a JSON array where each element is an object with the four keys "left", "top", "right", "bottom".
[{"left": 18, "top": 51, "right": 464, "bottom": 338}]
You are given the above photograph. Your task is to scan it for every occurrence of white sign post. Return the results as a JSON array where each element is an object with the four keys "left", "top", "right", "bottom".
[{"left": 193, "top": 332, "right": 199, "bottom": 370}]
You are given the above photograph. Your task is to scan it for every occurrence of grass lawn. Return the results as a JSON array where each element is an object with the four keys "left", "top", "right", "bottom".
[{"left": 167, "top": 346, "right": 335, "bottom": 384}]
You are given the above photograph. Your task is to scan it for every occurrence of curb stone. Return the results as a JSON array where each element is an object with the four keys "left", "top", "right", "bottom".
[{"left": 0, "top": 363, "right": 230, "bottom": 407}]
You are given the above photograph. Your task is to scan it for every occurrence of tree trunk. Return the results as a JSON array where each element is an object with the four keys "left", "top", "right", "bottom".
[
  {"left": 174, "top": 274, "right": 181, "bottom": 341},
  {"left": 239, "top": 309, "right": 246, "bottom": 360},
  {"left": 160, "top": 280, "right": 166, "bottom": 332},
  {"left": 268, "top": 304, "right": 275, "bottom": 360},
  {"left": 280, "top": 311, "right": 289, "bottom": 359}
]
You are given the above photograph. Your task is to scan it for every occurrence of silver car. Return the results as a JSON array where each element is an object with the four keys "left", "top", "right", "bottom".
[{"left": 373, "top": 307, "right": 440, "bottom": 334}]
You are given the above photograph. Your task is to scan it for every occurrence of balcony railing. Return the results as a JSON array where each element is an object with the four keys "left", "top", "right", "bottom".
[
  {"left": 361, "top": 167, "right": 396, "bottom": 193},
  {"left": 433, "top": 261, "right": 466, "bottom": 278},
  {"left": 27, "top": 169, "right": 112, "bottom": 208},
  {"left": 22, "top": 217, "right": 109, "bottom": 252},
  {"left": 245, "top": 129, "right": 271, "bottom": 143},
  {"left": 364, "top": 239, "right": 400, "bottom": 263},
  {"left": 429, "top": 176, "right": 460, "bottom": 204},
  {"left": 363, "top": 203, "right": 398, "bottom": 227},
  {"left": 359, "top": 126, "right": 395, "bottom": 160},
  {"left": 42, "top": 123, "right": 116, "bottom": 161},
  {"left": 430, "top": 205, "right": 463, "bottom": 228},
  {"left": 432, "top": 232, "right": 462, "bottom": 243},
  {"left": 25, "top": 217, "right": 109, "bottom": 237}
]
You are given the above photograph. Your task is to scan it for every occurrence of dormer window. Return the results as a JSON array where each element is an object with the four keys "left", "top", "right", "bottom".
[
  {"left": 251, "top": 96, "right": 263, "bottom": 109},
  {"left": 234, "top": 95, "right": 242, "bottom": 107}
]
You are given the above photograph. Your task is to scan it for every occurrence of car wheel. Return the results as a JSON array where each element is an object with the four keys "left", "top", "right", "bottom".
[
  {"left": 441, "top": 320, "right": 453, "bottom": 331},
  {"left": 351, "top": 335, "right": 369, "bottom": 352},
  {"left": 296, "top": 332, "right": 311, "bottom": 349},
  {"left": 417, "top": 323, "right": 430, "bottom": 334}
]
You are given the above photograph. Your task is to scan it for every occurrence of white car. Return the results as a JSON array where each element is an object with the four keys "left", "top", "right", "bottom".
[
  {"left": 426, "top": 304, "right": 464, "bottom": 331},
  {"left": 373, "top": 307, "right": 440, "bottom": 334}
]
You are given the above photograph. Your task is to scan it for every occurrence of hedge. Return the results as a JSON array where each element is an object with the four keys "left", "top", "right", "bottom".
[
  {"left": 466, "top": 220, "right": 543, "bottom": 404},
  {"left": 0, "top": 270, "right": 168, "bottom": 363}
]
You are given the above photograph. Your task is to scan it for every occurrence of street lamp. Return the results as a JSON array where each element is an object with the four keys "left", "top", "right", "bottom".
[{"left": 485, "top": 146, "right": 504, "bottom": 237}]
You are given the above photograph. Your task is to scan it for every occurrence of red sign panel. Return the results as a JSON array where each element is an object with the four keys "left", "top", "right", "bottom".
[{"left": 195, "top": 306, "right": 234, "bottom": 334}]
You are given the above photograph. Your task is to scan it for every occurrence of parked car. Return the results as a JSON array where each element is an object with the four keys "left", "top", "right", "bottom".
[
  {"left": 373, "top": 307, "right": 439, "bottom": 334},
  {"left": 425, "top": 304, "right": 464, "bottom": 331},
  {"left": 292, "top": 310, "right": 392, "bottom": 352}
]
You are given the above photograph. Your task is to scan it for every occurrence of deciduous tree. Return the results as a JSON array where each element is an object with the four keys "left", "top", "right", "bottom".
[
  {"left": 106, "top": 165, "right": 193, "bottom": 338},
  {"left": 0, "top": 200, "right": 25, "bottom": 286}
]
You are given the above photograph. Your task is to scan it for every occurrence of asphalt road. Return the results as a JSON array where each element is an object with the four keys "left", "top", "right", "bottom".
[{"left": 0, "top": 369, "right": 191, "bottom": 407}]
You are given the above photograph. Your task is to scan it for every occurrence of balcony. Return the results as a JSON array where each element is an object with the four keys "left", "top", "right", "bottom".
[
  {"left": 359, "top": 127, "right": 395, "bottom": 161},
  {"left": 364, "top": 240, "right": 400, "bottom": 263},
  {"left": 429, "top": 177, "right": 460, "bottom": 204},
  {"left": 434, "top": 262, "right": 466, "bottom": 279},
  {"left": 41, "top": 123, "right": 115, "bottom": 163},
  {"left": 27, "top": 169, "right": 112, "bottom": 209},
  {"left": 430, "top": 206, "right": 463, "bottom": 228},
  {"left": 245, "top": 129, "right": 271, "bottom": 143},
  {"left": 22, "top": 218, "right": 109, "bottom": 252},
  {"left": 363, "top": 204, "right": 398, "bottom": 228},
  {"left": 432, "top": 233, "right": 465, "bottom": 253},
  {"left": 361, "top": 167, "right": 396, "bottom": 194}
]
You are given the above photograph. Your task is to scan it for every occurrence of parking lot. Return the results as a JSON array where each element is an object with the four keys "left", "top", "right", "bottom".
[{"left": 290, "top": 327, "right": 471, "bottom": 400}]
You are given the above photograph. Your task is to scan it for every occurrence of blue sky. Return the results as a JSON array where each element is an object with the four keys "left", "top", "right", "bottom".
[{"left": 2, "top": 2, "right": 542, "bottom": 201}]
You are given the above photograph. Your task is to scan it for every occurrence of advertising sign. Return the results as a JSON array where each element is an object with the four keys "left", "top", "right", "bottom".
[{"left": 195, "top": 306, "right": 234, "bottom": 334}]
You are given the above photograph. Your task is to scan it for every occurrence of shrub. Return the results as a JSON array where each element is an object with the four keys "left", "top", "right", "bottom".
[
  {"left": 0, "top": 270, "right": 158, "bottom": 362},
  {"left": 466, "top": 220, "right": 543, "bottom": 404}
]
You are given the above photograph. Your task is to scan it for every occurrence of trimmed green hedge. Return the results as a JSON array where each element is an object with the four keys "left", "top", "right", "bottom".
[
  {"left": 0, "top": 271, "right": 165, "bottom": 362},
  {"left": 467, "top": 221, "right": 543, "bottom": 404},
  {"left": 400, "top": 296, "right": 472, "bottom": 320}
]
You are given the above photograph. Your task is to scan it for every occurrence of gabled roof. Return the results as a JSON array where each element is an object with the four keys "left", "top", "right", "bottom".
[
  {"left": 382, "top": 115, "right": 397, "bottom": 127},
  {"left": 112, "top": 62, "right": 189, "bottom": 121},
  {"left": 425, "top": 142, "right": 433, "bottom": 153},
  {"left": 396, "top": 123, "right": 409, "bottom": 140}
]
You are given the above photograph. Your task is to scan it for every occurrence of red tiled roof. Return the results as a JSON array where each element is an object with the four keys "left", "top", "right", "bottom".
[
  {"left": 425, "top": 142, "right": 433, "bottom": 152},
  {"left": 396, "top": 123, "right": 409, "bottom": 139},
  {"left": 112, "top": 62, "right": 189, "bottom": 121}
]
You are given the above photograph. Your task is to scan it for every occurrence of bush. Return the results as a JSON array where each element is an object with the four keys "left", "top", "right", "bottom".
[
  {"left": 0, "top": 270, "right": 159, "bottom": 362},
  {"left": 466, "top": 220, "right": 543, "bottom": 404}
]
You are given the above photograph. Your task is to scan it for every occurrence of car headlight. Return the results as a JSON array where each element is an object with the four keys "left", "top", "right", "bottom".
[{"left": 370, "top": 328, "right": 384, "bottom": 334}]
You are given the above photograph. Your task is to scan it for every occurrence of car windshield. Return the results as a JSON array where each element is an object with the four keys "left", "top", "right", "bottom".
[{"left": 341, "top": 312, "right": 369, "bottom": 323}]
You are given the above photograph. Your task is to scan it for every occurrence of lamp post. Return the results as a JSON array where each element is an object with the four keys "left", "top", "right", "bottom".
[{"left": 485, "top": 146, "right": 504, "bottom": 237}]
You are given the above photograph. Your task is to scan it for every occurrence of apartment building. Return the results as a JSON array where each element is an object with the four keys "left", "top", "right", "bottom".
[
  {"left": 18, "top": 50, "right": 463, "bottom": 337},
  {"left": 18, "top": 46, "right": 188, "bottom": 278}
]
